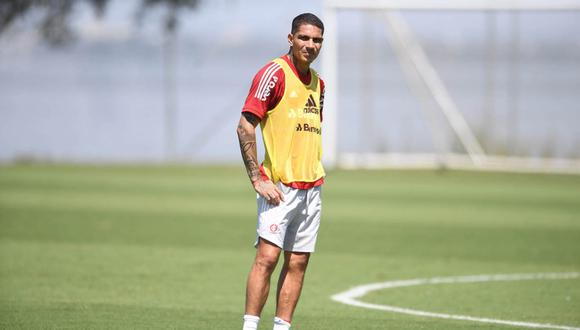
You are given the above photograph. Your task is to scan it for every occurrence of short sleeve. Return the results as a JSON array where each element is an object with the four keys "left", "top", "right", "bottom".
[{"left": 242, "top": 61, "right": 285, "bottom": 119}]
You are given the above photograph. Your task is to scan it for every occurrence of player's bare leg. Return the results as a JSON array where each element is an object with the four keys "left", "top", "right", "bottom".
[
  {"left": 275, "top": 251, "right": 310, "bottom": 323},
  {"left": 245, "top": 239, "right": 282, "bottom": 317}
]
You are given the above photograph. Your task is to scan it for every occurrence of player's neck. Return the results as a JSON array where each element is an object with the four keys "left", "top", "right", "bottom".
[{"left": 288, "top": 52, "right": 310, "bottom": 75}]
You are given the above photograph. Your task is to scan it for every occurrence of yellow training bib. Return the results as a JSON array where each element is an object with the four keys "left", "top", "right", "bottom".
[{"left": 260, "top": 58, "right": 325, "bottom": 184}]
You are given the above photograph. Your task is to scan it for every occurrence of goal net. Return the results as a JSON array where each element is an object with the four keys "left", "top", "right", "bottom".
[{"left": 321, "top": 0, "right": 580, "bottom": 174}]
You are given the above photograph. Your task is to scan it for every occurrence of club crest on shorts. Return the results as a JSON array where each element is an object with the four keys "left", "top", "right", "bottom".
[{"left": 269, "top": 224, "right": 279, "bottom": 234}]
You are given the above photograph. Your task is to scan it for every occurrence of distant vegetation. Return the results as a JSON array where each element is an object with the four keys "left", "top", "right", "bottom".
[{"left": 0, "top": 0, "right": 200, "bottom": 46}]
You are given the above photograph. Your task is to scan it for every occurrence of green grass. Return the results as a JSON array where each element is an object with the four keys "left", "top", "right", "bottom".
[{"left": 0, "top": 164, "right": 579, "bottom": 329}]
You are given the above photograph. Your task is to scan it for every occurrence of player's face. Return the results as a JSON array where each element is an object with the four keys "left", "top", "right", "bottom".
[{"left": 288, "top": 24, "right": 323, "bottom": 68}]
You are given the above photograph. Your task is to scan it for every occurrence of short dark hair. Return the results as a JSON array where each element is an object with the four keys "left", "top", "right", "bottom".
[{"left": 291, "top": 13, "right": 324, "bottom": 35}]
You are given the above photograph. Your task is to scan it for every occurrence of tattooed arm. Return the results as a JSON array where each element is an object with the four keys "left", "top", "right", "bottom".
[
  {"left": 237, "top": 112, "right": 261, "bottom": 183},
  {"left": 236, "top": 112, "right": 284, "bottom": 205}
]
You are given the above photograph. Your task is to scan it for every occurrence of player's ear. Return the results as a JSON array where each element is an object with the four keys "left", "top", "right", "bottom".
[{"left": 287, "top": 33, "right": 293, "bottom": 46}]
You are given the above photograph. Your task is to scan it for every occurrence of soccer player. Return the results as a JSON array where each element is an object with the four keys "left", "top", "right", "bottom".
[{"left": 236, "top": 13, "right": 326, "bottom": 330}]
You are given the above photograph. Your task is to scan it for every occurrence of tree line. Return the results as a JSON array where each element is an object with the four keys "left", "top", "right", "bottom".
[{"left": 0, "top": 0, "right": 201, "bottom": 46}]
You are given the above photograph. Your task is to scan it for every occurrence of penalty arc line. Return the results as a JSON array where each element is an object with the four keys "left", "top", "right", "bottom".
[{"left": 331, "top": 272, "right": 580, "bottom": 330}]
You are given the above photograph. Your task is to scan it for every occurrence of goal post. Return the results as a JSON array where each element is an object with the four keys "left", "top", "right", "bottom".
[
  {"left": 321, "top": 0, "right": 580, "bottom": 174},
  {"left": 323, "top": 0, "right": 580, "bottom": 11}
]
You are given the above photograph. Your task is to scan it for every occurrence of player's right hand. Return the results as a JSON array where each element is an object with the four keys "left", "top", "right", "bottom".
[{"left": 253, "top": 179, "right": 284, "bottom": 206}]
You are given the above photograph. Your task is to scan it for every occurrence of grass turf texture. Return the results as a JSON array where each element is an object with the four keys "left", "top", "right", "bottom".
[{"left": 0, "top": 165, "right": 579, "bottom": 329}]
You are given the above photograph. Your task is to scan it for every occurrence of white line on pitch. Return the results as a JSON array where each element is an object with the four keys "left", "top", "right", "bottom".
[{"left": 331, "top": 272, "right": 580, "bottom": 330}]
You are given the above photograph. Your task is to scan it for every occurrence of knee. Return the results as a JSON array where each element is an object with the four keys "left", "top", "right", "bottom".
[
  {"left": 254, "top": 253, "right": 279, "bottom": 274},
  {"left": 287, "top": 253, "right": 310, "bottom": 273}
]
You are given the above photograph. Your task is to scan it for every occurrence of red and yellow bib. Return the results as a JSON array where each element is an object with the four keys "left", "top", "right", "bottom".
[{"left": 260, "top": 58, "right": 325, "bottom": 184}]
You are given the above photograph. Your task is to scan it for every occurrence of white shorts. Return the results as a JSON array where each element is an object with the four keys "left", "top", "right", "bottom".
[{"left": 255, "top": 183, "right": 322, "bottom": 253}]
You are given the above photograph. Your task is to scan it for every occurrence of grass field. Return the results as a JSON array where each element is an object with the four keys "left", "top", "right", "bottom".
[{"left": 1, "top": 165, "right": 579, "bottom": 329}]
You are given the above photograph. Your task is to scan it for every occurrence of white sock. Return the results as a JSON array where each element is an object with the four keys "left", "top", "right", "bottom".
[
  {"left": 273, "top": 316, "right": 291, "bottom": 330},
  {"left": 243, "top": 315, "right": 260, "bottom": 330}
]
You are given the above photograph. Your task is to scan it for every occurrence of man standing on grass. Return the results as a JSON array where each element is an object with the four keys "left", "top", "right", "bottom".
[{"left": 236, "top": 13, "right": 326, "bottom": 330}]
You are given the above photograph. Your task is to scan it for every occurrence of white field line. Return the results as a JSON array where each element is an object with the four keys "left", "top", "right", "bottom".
[{"left": 331, "top": 272, "right": 580, "bottom": 330}]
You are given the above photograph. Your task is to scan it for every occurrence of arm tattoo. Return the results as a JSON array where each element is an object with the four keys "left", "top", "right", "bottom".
[
  {"left": 240, "top": 138, "right": 260, "bottom": 182},
  {"left": 237, "top": 119, "right": 261, "bottom": 183}
]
